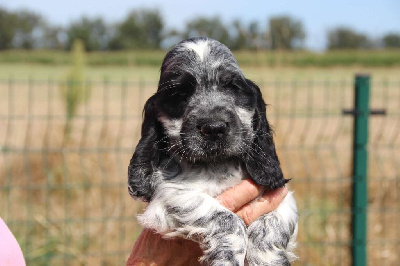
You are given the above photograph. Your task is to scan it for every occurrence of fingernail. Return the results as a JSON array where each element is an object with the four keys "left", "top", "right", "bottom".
[{"left": 257, "top": 196, "right": 270, "bottom": 203}]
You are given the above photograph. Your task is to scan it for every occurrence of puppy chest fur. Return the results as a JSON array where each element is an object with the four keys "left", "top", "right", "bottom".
[{"left": 164, "top": 162, "right": 245, "bottom": 197}]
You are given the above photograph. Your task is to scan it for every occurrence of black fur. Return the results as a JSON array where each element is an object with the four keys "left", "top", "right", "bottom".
[
  {"left": 243, "top": 79, "right": 289, "bottom": 189},
  {"left": 127, "top": 95, "right": 180, "bottom": 202}
]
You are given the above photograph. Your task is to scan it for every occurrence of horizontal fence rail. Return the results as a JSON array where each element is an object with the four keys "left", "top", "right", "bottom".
[{"left": 0, "top": 78, "right": 399, "bottom": 265}]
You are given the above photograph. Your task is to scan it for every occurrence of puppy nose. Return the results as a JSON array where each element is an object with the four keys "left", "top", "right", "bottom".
[{"left": 199, "top": 121, "right": 228, "bottom": 140}]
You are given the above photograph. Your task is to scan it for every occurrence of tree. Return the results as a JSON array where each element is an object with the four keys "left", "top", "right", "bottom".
[
  {"left": 268, "top": 16, "right": 305, "bottom": 50},
  {"left": 327, "top": 27, "right": 372, "bottom": 49},
  {"left": 229, "top": 20, "right": 265, "bottom": 50},
  {"left": 42, "top": 26, "right": 66, "bottom": 50},
  {"left": 0, "top": 8, "right": 44, "bottom": 50},
  {"left": 230, "top": 20, "right": 248, "bottom": 50},
  {"left": 182, "top": 16, "right": 232, "bottom": 47},
  {"left": 248, "top": 21, "right": 266, "bottom": 50},
  {"left": 382, "top": 33, "right": 400, "bottom": 48},
  {"left": 109, "top": 9, "right": 163, "bottom": 50},
  {"left": 0, "top": 8, "right": 17, "bottom": 50},
  {"left": 13, "top": 10, "right": 43, "bottom": 49},
  {"left": 66, "top": 17, "right": 109, "bottom": 51}
]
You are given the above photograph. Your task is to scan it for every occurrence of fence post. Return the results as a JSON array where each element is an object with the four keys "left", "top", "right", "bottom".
[{"left": 352, "top": 74, "right": 370, "bottom": 266}]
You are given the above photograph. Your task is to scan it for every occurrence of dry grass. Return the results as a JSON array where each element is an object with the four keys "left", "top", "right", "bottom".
[
  {"left": 0, "top": 67, "right": 399, "bottom": 265},
  {"left": 0, "top": 81, "right": 153, "bottom": 265}
]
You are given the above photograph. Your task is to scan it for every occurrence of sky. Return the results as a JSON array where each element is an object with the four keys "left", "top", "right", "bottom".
[{"left": 1, "top": 0, "right": 399, "bottom": 50}]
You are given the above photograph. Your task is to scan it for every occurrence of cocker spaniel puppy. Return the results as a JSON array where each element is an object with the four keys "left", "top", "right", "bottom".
[{"left": 128, "top": 37, "right": 298, "bottom": 265}]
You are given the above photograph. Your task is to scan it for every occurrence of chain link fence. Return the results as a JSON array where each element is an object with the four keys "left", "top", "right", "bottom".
[{"left": 0, "top": 77, "right": 399, "bottom": 265}]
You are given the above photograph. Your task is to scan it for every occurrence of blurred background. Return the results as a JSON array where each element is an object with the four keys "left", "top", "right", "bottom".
[{"left": 0, "top": 0, "right": 399, "bottom": 265}]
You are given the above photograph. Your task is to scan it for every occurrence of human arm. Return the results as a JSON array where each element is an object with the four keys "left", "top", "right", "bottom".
[{"left": 126, "top": 180, "right": 288, "bottom": 266}]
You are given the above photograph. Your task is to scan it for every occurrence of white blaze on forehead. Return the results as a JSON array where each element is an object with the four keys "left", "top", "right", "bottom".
[{"left": 182, "top": 40, "right": 210, "bottom": 62}]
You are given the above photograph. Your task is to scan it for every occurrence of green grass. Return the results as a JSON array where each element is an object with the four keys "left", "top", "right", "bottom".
[
  {"left": 0, "top": 63, "right": 161, "bottom": 81},
  {"left": 1, "top": 62, "right": 399, "bottom": 84},
  {"left": 1, "top": 49, "right": 400, "bottom": 68},
  {"left": 1, "top": 49, "right": 399, "bottom": 83}
]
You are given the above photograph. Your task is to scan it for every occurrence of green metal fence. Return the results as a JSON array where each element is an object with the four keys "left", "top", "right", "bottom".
[{"left": 0, "top": 76, "right": 399, "bottom": 265}]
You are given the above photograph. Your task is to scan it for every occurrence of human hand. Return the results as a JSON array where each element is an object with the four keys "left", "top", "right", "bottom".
[
  {"left": 217, "top": 179, "right": 288, "bottom": 226},
  {"left": 126, "top": 180, "right": 288, "bottom": 266}
]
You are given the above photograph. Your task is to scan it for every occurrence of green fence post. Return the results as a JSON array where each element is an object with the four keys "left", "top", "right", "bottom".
[{"left": 352, "top": 74, "right": 370, "bottom": 266}]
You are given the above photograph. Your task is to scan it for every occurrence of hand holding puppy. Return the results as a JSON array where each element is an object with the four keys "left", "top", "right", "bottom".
[{"left": 127, "top": 180, "right": 288, "bottom": 266}]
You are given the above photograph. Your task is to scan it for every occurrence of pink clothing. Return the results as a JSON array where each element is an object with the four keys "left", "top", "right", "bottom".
[{"left": 0, "top": 218, "right": 26, "bottom": 266}]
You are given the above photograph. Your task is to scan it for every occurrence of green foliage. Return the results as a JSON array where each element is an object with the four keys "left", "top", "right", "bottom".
[
  {"left": 0, "top": 8, "right": 17, "bottom": 50},
  {"left": 109, "top": 9, "right": 163, "bottom": 50},
  {"left": 383, "top": 33, "right": 400, "bottom": 48},
  {"left": 1, "top": 49, "right": 400, "bottom": 68},
  {"left": 182, "top": 16, "right": 232, "bottom": 47},
  {"left": 0, "top": 49, "right": 69, "bottom": 64},
  {"left": 0, "top": 8, "right": 43, "bottom": 50},
  {"left": 328, "top": 27, "right": 372, "bottom": 50},
  {"left": 66, "top": 17, "right": 108, "bottom": 51},
  {"left": 59, "top": 39, "right": 91, "bottom": 135},
  {"left": 42, "top": 26, "right": 65, "bottom": 49},
  {"left": 14, "top": 10, "right": 43, "bottom": 49},
  {"left": 268, "top": 16, "right": 306, "bottom": 50},
  {"left": 230, "top": 20, "right": 248, "bottom": 50},
  {"left": 0, "top": 6, "right": 398, "bottom": 51}
]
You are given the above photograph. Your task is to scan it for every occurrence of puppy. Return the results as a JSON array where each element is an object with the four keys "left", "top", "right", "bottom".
[{"left": 128, "top": 37, "right": 298, "bottom": 265}]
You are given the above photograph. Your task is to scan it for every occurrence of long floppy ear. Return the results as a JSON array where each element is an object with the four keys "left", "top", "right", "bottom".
[
  {"left": 244, "top": 79, "right": 289, "bottom": 189},
  {"left": 127, "top": 95, "right": 163, "bottom": 202}
]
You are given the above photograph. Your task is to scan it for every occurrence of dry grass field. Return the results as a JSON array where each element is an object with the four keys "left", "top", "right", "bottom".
[{"left": 0, "top": 63, "right": 399, "bottom": 265}]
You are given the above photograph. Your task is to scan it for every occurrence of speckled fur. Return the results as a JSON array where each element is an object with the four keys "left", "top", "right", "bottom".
[{"left": 128, "top": 37, "right": 298, "bottom": 265}]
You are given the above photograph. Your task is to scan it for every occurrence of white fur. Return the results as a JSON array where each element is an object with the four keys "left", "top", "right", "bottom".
[
  {"left": 246, "top": 192, "right": 298, "bottom": 265},
  {"left": 139, "top": 164, "right": 244, "bottom": 234},
  {"left": 158, "top": 116, "right": 183, "bottom": 138},
  {"left": 138, "top": 163, "right": 298, "bottom": 265},
  {"left": 139, "top": 173, "right": 298, "bottom": 265},
  {"left": 182, "top": 40, "right": 210, "bottom": 62},
  {"left": 138, "top": 167, "right": 248, "bottom": 265},
  {"left": 276, "top": 192, "right": 298, "bottom": 230},
  {"left": 236, "top": 107, "right": 254, "bottom": 129},
  {"left": 277, "top": 192, "right": 299, "bottom": 262}
]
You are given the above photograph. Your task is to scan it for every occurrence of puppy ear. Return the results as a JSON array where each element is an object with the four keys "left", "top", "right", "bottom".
[
  {"left": 243, "top": 79, "right": 289, "bottom": 189},
  {"left": 127, "top": 95, "right": 162, "bottom": 202}
]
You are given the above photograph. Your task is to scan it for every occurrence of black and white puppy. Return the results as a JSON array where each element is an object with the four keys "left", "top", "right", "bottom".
[{"left": 128, "top": 37, "right": 298, "bottom": 265}]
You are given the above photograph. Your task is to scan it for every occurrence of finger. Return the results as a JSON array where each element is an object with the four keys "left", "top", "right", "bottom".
[
  {"left": 236, "top": 186, "right": 288, "bottom": 226},
  {"left": 217, "top": 179, "right": 263, "bottom": 212},
  {"left": 127, "top": 229, "right": 202, "bottom": 265}
]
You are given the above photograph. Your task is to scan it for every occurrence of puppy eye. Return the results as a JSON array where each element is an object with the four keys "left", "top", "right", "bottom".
[
  {"left": 173, "top": 76, "right": 196, "bottom": 97},
  {"left": 169, "top": 73, "right": 181, "bottom": 81},
  {"left": 230, "top": 80, "right": 251, "bottom": 94},
  {"left": 157, "top": 72, "right": 196, "bottom": 102},
  {"left": 178, "top": 90, "right": 188, "bottom": 96},
  {"left": 171, "top": 90, "right": 188, "bottom": 97}
]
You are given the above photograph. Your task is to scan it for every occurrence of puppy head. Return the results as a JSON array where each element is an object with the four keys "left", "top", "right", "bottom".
[
  {"left": 156, "top": 37, "right": 257, "bottom": 161},
  {"left": 128, "top": 37, "right": 287, "bottom": 201}
]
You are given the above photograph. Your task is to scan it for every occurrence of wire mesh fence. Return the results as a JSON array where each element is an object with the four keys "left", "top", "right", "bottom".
[{"left": 0, "top": 77, "right": 399, "bottom": 265}]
